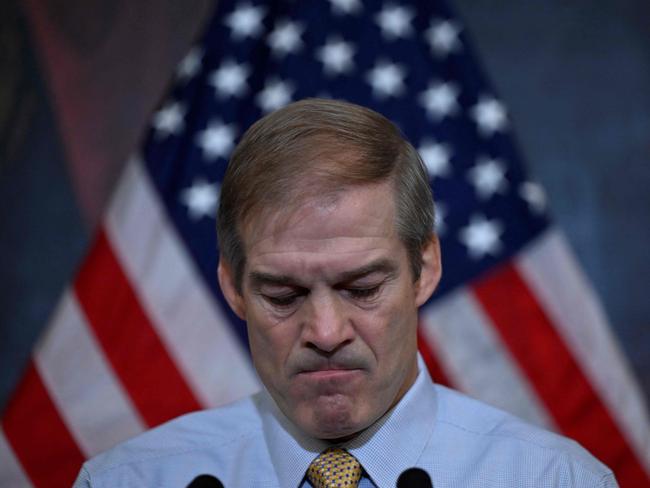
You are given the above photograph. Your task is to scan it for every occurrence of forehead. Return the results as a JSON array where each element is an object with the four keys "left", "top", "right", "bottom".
[{"left": 241, "top": 182, "right": 404, "bottom": 279}]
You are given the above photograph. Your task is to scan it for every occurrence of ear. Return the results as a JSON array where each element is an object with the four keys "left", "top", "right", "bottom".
[
  {"left": 217, "top": 259, "right": 246, "bottom": 320},
  {"left": 414, "top": 234, "right": 442, "bottom": 307}
]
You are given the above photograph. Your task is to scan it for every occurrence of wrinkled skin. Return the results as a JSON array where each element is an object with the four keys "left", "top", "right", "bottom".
[{"left": 219, "top": 182, "right": 441, "bottom": 440}]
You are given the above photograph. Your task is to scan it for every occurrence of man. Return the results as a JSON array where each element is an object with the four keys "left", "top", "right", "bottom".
[{"left": 74, "top": 99, "right": 617, "bottom": 487}]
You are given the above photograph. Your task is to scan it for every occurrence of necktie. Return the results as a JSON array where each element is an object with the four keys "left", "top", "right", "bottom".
[{"left": 307, "top": 447, "right": 363, "bottom": 488}]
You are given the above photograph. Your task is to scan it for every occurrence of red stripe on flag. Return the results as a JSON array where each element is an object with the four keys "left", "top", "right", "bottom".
[
  {"left": 417, "top": 324, "right": 452, "bottom": 388},
  {"left": 74, "top": 229, "right": 202, "bottom": 427},
  {"left": 472, "top": 262, "right": 648, "bottom": 486},
  {"left": 2, "top": 362, "right": 84, "bottom": 488}
]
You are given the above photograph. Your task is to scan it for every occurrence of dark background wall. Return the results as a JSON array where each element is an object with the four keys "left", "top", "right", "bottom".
[{"left": 1, "top": 0, "right": 648, "bottom": 411}]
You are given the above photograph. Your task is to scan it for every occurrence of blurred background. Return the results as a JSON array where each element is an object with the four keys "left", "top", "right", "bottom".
[{"left": 1, "top": 0, "right": 648, "bottom": 415}]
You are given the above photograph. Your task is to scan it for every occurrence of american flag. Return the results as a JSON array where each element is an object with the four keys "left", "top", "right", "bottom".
[{"left": 1, "top": 0, "right": 648, "bottom": 486}]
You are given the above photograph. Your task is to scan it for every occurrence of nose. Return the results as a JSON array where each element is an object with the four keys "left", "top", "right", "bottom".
[{"left": 302, "top": 291, "right": 353, "bottom": 354}]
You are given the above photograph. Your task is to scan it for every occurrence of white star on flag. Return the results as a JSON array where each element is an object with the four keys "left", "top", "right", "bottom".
[
  {"left": 176, "top": 47, "right": 203, "bottom": 80},
  {"left": 196, "top": 121, "right": 237, "bottom": 161},
  {"left": 224, "top": 3, "right": 266, "bottom": 40},
  {"left": 471, "top": 96, "right": 508, "bottom": 136},
  {"left": 419, "top": 81, "right": 460, "bottom": 120},
  {"left": 366, "top": 61, "right": 406, "bottom": 98},
  {"left": 256, "top": 78, "right": 294, "bottom": 113},
  {"left": 375, "top": 4, "right": 414, "bottom": 40},
  {"left": 152, "top": 102, "right": 185, "bottom": 137},
  {"left": 329, "top": 0, "right": 362, "bottom": 15},
  {"left": 317, "top": 37, "right": 355, "bottom": 76},
  {"left": 426, "top": 19, "right": 462, "bottom": 56},
  {"left": 519, "top": 181, "right": 547, "bottom": 214},
  {"left": 419, "top": 140, "right": 452, "bottom": 178},
  {"left": 180, "top": 179, "right": 220, "bottom": 220},
  {"left": 434, "top": 201, "right": 448, "bottom": 236},
  {"left": 468, "top": 157, "right": 508, "bottom": 199},
  {"left": 209, "top": 60, "right": 250, "bottom": 98},
  {"left": 268, "top": 20, "right": 304, "bottom": 57},
  {"left": 459, "top": 214, "right": 504, "bottom": 259}
]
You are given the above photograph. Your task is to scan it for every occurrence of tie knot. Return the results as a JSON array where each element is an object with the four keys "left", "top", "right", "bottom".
[{"left": 307, "top": 447, "right": 363, "bottom": 488}]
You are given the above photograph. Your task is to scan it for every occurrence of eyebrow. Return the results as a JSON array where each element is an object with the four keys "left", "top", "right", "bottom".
[
  {"left": 335, "top": 259, "right": 398, "bottom": 284},
  {"left": 248, "top": 271, "right": 298, "bottom": 289},
  {"left": 247, "top": 258, "right": 399, "bottom": 289}
]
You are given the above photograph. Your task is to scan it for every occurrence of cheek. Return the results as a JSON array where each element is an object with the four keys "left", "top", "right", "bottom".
[
  {"left": 358, "top": 300, "right": 416, "bottom": 350},
  {"left": 247, "top": 312, "right": 297, "bottom": 368},
  {"left": 355, "top": 308, "right": 418, "bottom": 383}
]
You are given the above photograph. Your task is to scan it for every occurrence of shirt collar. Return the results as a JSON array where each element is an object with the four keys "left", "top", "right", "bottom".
[
  {"left": 259, "top": 354, "right": 438, "bottom": 488},
  {"left": 259, "top": 389, "right": 328, "bottom": 488}
]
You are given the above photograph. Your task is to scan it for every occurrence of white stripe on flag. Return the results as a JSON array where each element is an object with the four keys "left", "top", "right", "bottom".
[
  {"left": 518, "top": 229, "right": 650, "bottom": 471},
  {"left": 421, "top": 288, "right": 554, "bottom": 429},
  {"left": 34, "top": 291, "right": 145, "bottom": 457},
  {"left": 106, "top": 158, "right": 260, "bottom": 408},
  {"left": 0, "top": 427, "right": 31, "bottom": 488}
]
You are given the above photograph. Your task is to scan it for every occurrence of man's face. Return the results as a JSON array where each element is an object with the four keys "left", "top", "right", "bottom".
[{"left": 219, "top": 181, "right": 439, "bottom": 440}]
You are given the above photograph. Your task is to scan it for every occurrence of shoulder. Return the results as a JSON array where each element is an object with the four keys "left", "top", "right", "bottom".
[
  {"left": 428, "top": 385, "right": 617, "bottom": 487},
  {"left": 78, "top": 393, "right": 271, "bottom": 487}
]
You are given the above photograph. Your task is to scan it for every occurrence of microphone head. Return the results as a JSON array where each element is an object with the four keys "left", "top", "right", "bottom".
[
  {"left": 186, "top": 474, "right": 224, "bottom": 488},
  {"left": 397, "top": 467, "right": 433, "bottom": 488}
]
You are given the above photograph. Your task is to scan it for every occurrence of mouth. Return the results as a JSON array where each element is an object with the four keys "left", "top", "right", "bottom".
[{"left": 297, "top": 368, "right": 363, "bottom": 380}]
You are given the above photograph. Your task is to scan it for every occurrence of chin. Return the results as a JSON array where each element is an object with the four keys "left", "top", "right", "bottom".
[
  {"left": 316, "top": 429, "right": 360, "bottom": 443},
  {"left": 308, "top": 421, "right": 360, "bottom": 441},
  {"left": 302, "top": 398, "right": 372, "bottom": 441}
]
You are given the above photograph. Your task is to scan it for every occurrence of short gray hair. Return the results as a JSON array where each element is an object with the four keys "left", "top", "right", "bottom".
[{"left": 217, "top": 98, "right": 434, "bottom": 291}]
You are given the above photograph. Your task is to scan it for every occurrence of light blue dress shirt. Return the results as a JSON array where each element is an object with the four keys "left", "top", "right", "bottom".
[{"left": 74, "top": 356, "right": 617, "bottom": 487}]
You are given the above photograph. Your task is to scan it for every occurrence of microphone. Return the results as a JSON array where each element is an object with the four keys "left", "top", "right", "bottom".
[
  {"left": 186, "top": 474, "right": 224, "bottom": 488},
  {"left": 396, "top": 467, "right": 433, "bottom": 488}
]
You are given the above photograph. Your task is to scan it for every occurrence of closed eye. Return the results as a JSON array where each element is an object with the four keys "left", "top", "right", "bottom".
[
  {"left": 346, "top": 285, "right": 381, "bottom": 301},
  {"left": 261, "top": 287, "right": 309, "bottom": 309},
  {"left": 264, "top": 294, "right": 300, "bottom": 307}
]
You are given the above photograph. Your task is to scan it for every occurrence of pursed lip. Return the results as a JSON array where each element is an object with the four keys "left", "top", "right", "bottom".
[{"left": 297, "top": 368, "right": 363, "bottom": 380}]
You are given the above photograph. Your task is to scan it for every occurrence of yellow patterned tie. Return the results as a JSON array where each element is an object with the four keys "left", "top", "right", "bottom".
[{"left": 307, "top": 447, "right": 363, "bottom": 488}]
